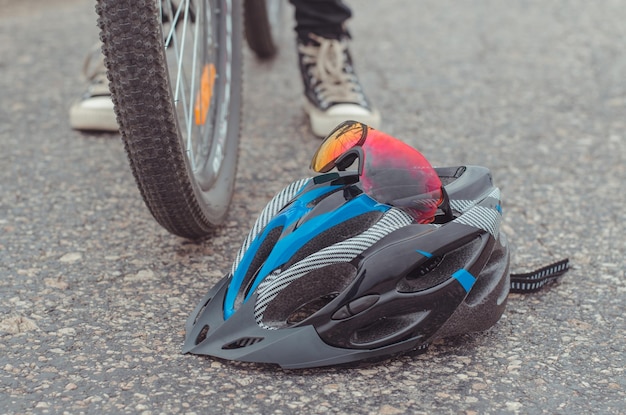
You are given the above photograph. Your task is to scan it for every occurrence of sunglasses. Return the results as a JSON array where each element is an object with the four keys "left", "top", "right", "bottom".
[{"left": 310, "top": 120, "right": 444, "bottom": 223}]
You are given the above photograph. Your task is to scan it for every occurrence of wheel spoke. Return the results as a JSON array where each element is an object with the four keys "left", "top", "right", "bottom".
[
  {"left": 186, "top": 2, "right": 202, "bottom": 169},
  {"left": 173, "top": 0, "right": 191, "bottom": 125},
  {"left": 163, "top": 0, "right": 185, "bottom": 49}
]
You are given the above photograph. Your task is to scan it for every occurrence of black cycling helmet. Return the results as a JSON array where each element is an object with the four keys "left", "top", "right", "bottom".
[{"left": 183, "top": 121, "right": 513, "bottom": 368}]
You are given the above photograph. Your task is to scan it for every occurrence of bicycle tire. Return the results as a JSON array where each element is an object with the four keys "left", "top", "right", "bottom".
[
  {"left": 244, "top": 0, "right": 282, "bottom": 59},
  {"left": 96, "top": 0, "right": 243, "bottom": 239}
]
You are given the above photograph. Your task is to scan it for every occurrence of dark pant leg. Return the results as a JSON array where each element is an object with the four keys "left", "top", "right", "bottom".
[{"left": 289, "top": 0, "right": 353, "bottom": 40}]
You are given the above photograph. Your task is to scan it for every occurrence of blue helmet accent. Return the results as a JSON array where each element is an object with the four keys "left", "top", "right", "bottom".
[
  {"left": 223, "top": 184, "right": 391, "bottom": 319},
  {"left": 452, "top": 269, "right": 477, "bottom": 292}
]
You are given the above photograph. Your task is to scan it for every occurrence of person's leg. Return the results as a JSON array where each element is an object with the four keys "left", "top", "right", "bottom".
[
  {"left": 289, "top": 0, "right": 381, "bottom": 137},
  {"left": 69, "top": 43, "right": 118, "bottom": 132},
  {"left": 289, "top": 0, "right": 352, "bottom": 40}
]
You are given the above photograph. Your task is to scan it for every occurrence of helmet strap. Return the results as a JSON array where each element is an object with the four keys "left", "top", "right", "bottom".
[{"left": 510, "top": 258, "right": 570, "bottom": 293}]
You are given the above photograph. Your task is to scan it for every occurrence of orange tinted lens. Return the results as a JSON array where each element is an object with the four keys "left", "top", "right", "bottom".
[{"left": 310, "top": 121, "right": 369, "bottom": 172}]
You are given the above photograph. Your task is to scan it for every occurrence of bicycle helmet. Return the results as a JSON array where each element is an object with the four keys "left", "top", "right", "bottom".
[{"left": 183, "top": 121, "right": 511, "bottom": 369}]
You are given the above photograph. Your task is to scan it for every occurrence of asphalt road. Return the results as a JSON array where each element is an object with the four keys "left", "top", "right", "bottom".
[{"left": 1, "top": 0, "right": 625, "bottom": 414}]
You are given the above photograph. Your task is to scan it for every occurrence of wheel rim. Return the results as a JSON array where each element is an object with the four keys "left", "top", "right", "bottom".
[{"left": 159, "top": 0, "right": 233, "bottom": 195}]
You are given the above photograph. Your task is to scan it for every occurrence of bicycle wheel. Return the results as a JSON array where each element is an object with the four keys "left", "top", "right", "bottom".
[
  {"left": 244, "top": 0, "right": 283, "bottom": 59},
  {"left": 96, "top": 0, "right": 243, "bottom": 239}
]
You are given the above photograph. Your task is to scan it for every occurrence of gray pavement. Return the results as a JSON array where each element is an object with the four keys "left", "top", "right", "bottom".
[{"left": 1, "top": 0, "right": 625, "bottom": 413}]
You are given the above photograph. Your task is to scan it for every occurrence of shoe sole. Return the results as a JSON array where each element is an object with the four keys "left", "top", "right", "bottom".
[
  {"left": 69, "top": 103, "right": 119, "bottom": 132},
  {"left": 303, "top": 99, "right": 381, "bottom": 137}
]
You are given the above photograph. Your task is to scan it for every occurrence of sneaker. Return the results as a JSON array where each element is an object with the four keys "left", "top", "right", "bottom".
[
  {"left": 69, "top": 44, "right": 118, "bottom": 132},
  {"left": 297, "top": 33, "right": 381, "bottom": 137}
]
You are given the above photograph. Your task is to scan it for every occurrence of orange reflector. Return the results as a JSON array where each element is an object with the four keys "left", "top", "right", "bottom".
[{"left": 194, "top": 63, "right": 216, "bottom": 125}]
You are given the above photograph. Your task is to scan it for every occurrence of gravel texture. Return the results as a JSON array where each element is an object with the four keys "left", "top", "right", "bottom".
[{"left": 1, "top": 0, "right": 624, "bottom": 414}]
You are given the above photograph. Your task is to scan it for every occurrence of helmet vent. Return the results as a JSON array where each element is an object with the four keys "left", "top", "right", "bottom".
[
  {"left": 193, "top": 296, "right": 212, "bottom": 325},
  {"left": 195, "top": 325, "right": 210, "bottom": 345},
  {"left": 398, "top": 237, "right": 482, "bottom": 293},
  {"left": 306, "top": 187, "right": 344, "bottom": 207},
  {"left": 400, "top": 255, "right": 447, "bottom": 292},
  {"left": 234, "top": 226, "right": 284, "bottom": 309},
  {"left": 407, "top": 255, "right": 445, "bottom": 279},
  {"left": 261, "top": 263, "right": 357, "bottom": 329},
  {"left": 350, "top": 311, "right": 429, "bottom": 347},
  {"left": 222, "top": 337, "right": 264, "bottom": 350},
  {"left": 285, "top": 211, "right": 382, "bottom": 269},
  {"left": 287, "top": 293, "right": 339, "bottom": 325}
]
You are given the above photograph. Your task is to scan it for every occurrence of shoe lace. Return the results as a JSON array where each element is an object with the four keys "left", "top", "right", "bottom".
[
  {"left": 81, "top": 43, "right": 110, "bottom": 96},
  {"left": 299, "top": 34, "right": 365, "bottom": 106}
]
